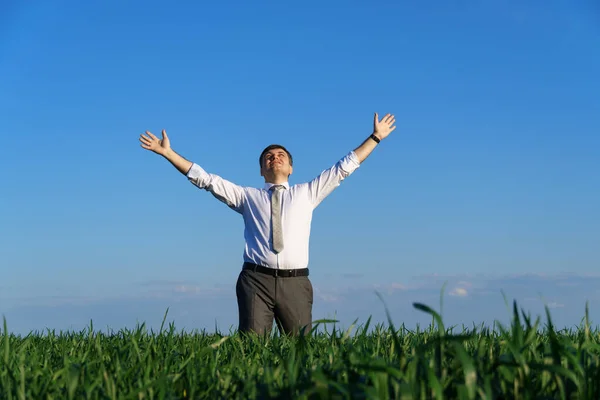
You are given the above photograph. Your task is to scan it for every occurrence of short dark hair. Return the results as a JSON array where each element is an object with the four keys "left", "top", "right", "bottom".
[{"left": 259, "top": 144, "right": 293, "bottom": 167}]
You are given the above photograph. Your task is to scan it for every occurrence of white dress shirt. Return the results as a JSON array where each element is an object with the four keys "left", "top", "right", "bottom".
[{"left": 186, "top": 150, "right": 361, "bottom": 270}]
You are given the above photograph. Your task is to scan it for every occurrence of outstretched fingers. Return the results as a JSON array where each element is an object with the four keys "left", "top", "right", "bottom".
[
  {"left": 139, "top": 136, "right": 151, "bottom": 149},
  {"left": 375, "top": 113, "right": 395, "bottom": 125},
  {"left": 139, "top": 131, "right": 158, "bottom": 150},
  {"left": 146, "top": 131, "right": 159, "bottom": 140}
]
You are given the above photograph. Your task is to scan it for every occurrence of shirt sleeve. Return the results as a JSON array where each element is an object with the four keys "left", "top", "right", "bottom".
[
  {"left": 187, "top": 163, "right": 246, "bottom": 213},
  {"left": 306, "top": 150, "right": 360, "bottom": 208}
]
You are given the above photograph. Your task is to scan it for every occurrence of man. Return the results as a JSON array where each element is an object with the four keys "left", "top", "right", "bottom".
[{"left": 139, "top": 112, "right": 396, "bottom": 336}]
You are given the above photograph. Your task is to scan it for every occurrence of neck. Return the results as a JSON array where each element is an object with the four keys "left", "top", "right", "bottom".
[
  {"left": 266, "top": 179, "right": 287, "bottom": 185},
  {"left": 265, "top": 175, "right": 287, "bottom": 185}
]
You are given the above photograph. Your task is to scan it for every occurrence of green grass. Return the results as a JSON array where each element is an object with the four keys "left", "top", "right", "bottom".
[{"left": 1, "top": 298, "right": 600, "bottom": 399}]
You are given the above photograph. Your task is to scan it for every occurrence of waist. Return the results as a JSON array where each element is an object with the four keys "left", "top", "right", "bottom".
[{"left": 242, "top": 262, "right": 309, "bottom": 278}]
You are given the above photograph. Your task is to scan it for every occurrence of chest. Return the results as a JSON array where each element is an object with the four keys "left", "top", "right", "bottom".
[{"left": 245, "top": 188, "right": 312, "bottom": 221}]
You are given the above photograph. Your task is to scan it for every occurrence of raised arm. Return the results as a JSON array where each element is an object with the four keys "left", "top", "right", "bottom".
[
  {"left": 306, "top": 151, "right": 360, "bottom": 208},
  {"left": 139, "top": 130, "right": 245, "bottom": 212},
  {"left": 353, "top": 112, "right": 396, "bottom": 163},
  {"left": 306, "top": 112, "right": 397, "bottom": 207}
]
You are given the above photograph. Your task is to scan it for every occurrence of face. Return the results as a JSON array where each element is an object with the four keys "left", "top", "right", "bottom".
[{"left": 261, "top": 148, "right": 293, "bottom": 180}]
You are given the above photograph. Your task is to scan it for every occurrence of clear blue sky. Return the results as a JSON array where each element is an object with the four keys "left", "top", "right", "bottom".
[{"left": 1, "top": 0, "right": 599, "bottom": 335}]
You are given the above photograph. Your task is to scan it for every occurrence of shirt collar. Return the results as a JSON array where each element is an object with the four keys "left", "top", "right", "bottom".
[{"left": 263, "top": 182, "right": 290, "bottom": 191}]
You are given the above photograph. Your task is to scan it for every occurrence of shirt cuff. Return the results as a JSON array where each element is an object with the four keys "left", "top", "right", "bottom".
[
  {"left": 186, "top": 163, "right": 209, "bottom": 183},
  {"left": 341, "top": 151, "right": 361, "bottom": 173}
]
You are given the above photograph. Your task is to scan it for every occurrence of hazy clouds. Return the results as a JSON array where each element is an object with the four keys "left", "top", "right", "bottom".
[{"left": 2, "top": 272, "right": 599, "bottom": 335}]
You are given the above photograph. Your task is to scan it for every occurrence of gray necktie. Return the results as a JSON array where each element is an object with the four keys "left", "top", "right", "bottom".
[{"left": 270, "top": 185, "right": 284, "bottom": 253}]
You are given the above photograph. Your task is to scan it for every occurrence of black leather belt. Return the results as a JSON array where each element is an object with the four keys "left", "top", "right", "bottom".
[{"left": 243, "top": 262, "right": 309, "bottom": 277}]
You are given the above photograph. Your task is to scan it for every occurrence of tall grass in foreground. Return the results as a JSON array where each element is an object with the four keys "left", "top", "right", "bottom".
[{"left": 1, "top": 299, "right": 600, "bottom": 399}]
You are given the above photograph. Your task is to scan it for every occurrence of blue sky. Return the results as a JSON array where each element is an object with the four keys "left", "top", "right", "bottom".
[{"left": 1, "top": 0, "right": 599, "bottom": 335}]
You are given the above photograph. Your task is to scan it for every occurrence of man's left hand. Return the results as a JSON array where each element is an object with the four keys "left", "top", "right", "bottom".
[{"left": 373, "top": 113, "right": 397, "bottom": 140}]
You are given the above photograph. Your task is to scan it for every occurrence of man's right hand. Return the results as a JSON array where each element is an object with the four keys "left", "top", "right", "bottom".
[
  {"left": 140, "top": 129, "right": 170, "bottom": 155},
  {"left": 139, "top": 129, "right": 193, "bottom": 175}
]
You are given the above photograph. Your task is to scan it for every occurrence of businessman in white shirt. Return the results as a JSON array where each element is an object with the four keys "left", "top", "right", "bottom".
[{"left": 139, "top": 113, "right": 396, "bottom": 336}]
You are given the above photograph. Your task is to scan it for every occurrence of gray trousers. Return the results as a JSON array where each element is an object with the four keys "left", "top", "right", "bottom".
[{"left": 235, "top": 267, "right": 313, "bottom": 336}]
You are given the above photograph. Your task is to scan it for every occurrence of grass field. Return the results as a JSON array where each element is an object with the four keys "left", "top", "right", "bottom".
[{"left": 1, "top": 298, "right": 599, "bottom": 399}]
